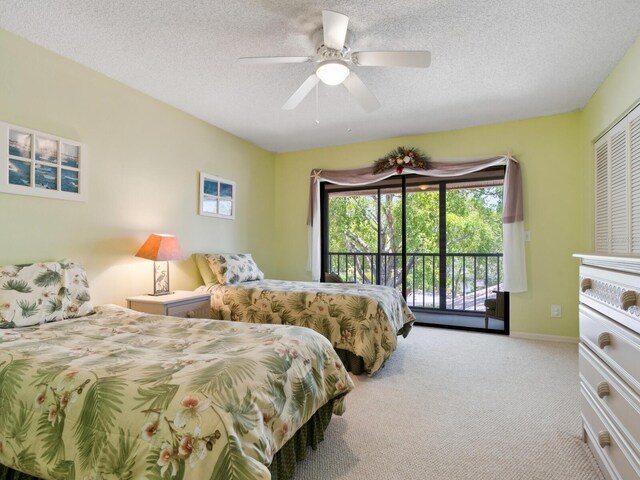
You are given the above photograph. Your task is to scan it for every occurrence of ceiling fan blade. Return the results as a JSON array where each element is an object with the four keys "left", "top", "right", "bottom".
[
  {"left": 352, "top": 51, "right": 431, "bottom": 68},
  {"left": 322, "top": 10, "right": 349, "bottom": 51},
  {"left": 238, "top": 56, "right": 312, "bottom": 65},
  {"left": 282, "top": 74, "right": 320, "bottom": 110},
  {"left": 343, "top": 72, "right": 380, "bottom": 113}
]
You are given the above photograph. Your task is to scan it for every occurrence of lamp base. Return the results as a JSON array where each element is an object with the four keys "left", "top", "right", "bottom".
[
  {"left": 152, "top": 261, "right": 172, "bottom": 296},
  {"left": 148, "top": 291, "right": 174, "bottom": 297}
]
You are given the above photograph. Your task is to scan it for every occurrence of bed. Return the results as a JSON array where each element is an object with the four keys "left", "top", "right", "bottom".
[
  {"left": 0, "top": 261, "right": 354, "bottom": 480},
  {"left": 195, "top": 278, "right": 415, "bottom": 376}
]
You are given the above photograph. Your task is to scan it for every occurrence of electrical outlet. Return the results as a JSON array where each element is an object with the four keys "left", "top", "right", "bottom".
[
  {"left": 551, "top": 305, "right": 562, "bottom": 318},
  {"left": 525, "top": 231, "right": 531, "bottom": 242}
]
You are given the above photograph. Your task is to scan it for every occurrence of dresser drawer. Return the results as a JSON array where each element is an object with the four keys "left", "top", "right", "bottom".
[
  {"left": 581, "top": 385, "right": 640, "bottom": 480},
  {"left": 580, "top": 304, "right": 640, "bottom": 396},
  {"left": 166, "top": 298, "right": 211, "bottom": 318},
  {"left": 580, "top": 264, "right": 640, "bottom": 333},
  {"left": 580, "top": 344, "right": 640, "bottom": 455}
]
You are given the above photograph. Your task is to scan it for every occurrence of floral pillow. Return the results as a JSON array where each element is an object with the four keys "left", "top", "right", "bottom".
[
  {"left": 205, "top": 253, "right": 264, "bottom": 285},
  {"left": 60, "top": 260, "right": 94, "bottom": 319},
  {"left": 0, "top": 260, "right": 94, "bottom": 328}
]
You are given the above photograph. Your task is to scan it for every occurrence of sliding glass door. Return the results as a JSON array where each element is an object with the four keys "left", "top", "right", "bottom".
[
  {"left": 326, "top": 186, "right": 380, "bottom": 284},
  {"left": 325, "top": 178, "right": 404, "bottom": 293},
  {"left": 321, "top": 169, "right": 507, "bottom": 332},
  {"left": 443, "top": 181, "right": 504, "bottom": 312},
  {"left": 405, "top": 178, "right": 441, "bottom": 308}
]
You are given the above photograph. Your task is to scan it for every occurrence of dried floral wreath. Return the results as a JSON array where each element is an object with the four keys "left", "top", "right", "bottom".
[{"left": 372, "top": 147, "right": 429, "bottom": 174}]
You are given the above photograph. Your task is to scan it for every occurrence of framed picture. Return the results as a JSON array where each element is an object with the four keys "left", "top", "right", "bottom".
[
  {"left": 199, "top": 172, "right": 235, "bottom": 219},
  {"left": 0, "top": 122, "right": 87, "bottom": 201}
]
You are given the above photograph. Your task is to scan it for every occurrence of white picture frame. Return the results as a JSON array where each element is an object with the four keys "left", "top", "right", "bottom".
[
  {"left": 0, "top": 122, "right": 87, "bottom": 202},
  {"left": 199, "top": 172, "right": 235, "bottom": 219}
]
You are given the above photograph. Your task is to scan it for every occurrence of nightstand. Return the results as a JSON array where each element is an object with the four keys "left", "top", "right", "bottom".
[{"left": 126, "top": 290, "right": 212, "bottom": 318}]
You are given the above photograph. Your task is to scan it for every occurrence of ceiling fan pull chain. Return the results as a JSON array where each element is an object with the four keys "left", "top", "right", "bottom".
[
  {"left": 315, "top": 83, "right": 320, "bottom": 125},
  {"left": 347, "top": 88, "right": 352, "bottom": 133}
]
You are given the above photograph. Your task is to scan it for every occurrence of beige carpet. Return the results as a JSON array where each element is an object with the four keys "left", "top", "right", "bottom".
[{"left": 296, "top": 326, "right": 604, "bottom": 480}]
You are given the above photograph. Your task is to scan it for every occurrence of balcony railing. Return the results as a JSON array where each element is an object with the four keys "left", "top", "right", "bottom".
[{"left": 327, "top": 252, "right": 503, "bottom": 312}]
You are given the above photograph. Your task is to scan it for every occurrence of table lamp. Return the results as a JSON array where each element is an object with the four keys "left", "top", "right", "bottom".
[{"left": 135, "top": 233, "right": 184, "bottom": 295}]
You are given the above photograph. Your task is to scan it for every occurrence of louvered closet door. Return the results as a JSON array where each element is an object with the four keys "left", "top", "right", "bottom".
[
  {"left": 630, "top": 105, "right": 640, "bottom": 253},
  {"left": 609, "top": 121, "right": 629, "bottom": 253},
  {"left": 595, "top": 136, "right": 610, "bottom": 253}
]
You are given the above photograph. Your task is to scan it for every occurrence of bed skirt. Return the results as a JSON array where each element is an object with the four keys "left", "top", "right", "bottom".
[
  {"left": 335, "top": 348, "right": 366, "bottom": 374},
  {"left": 269, "top": 398, "right": 335, "bottom": 479},
  {"left": 0, "top": 399, "right": 336, "bottom": 480}
]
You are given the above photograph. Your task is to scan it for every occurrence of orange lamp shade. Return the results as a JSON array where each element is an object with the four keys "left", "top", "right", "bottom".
[{"left": 135, "top": 234, "right": 184, "bottom": 261}]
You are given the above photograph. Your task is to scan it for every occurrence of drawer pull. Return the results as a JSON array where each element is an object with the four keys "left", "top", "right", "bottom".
[
  {"left": 598, "top": 431, "right": 611, "bottom": 448},
  {"left": 597, "top": 332, "right": 611, "bottom": 349},
  {"left": 620, "top": 290, "right": 638, "bottom": 311},
  {"left": 580, "top": 278, "right": 592, "bottom": 292},
  {"left": 596, "top": 382, "right": 610, "bottom": 398}
]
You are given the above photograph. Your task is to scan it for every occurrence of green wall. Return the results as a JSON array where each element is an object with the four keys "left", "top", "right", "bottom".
[
  {"left": 0, "top": 29, "right": 277, "bottom": 305},
  {"left": 274, "top": 114, "right": 585, "bottom": 337}
]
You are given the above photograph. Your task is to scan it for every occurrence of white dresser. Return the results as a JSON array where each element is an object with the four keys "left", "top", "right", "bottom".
[{"left": 575, "top": 254, "right": 640, "bottom": 480}]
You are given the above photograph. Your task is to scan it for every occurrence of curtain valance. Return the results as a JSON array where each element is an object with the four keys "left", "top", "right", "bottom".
[{"left": 307, "top": 155, "right": 527, "bottom": 292}]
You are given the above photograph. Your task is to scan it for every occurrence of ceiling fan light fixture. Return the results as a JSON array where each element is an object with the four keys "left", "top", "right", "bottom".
[{"left": 316, "top": 60, "right": 350, "bottom": 86}]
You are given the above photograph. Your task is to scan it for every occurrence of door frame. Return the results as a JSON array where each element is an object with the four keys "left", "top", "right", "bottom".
[{"left": 319, "top": 169, "right": 509, "bottom": 334}]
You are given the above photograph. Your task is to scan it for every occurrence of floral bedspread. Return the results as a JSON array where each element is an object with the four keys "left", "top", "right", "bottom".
[
  {"left": 0, "top": 305, "right": 353, "bottom": 480},
  {"left": 197, "top": 280, "right": 415, "bottom": 375}
]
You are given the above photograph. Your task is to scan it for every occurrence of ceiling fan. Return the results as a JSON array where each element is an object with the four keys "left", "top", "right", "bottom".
[{"left": 238, "top": 10, "right": 431, "bottom": 113}]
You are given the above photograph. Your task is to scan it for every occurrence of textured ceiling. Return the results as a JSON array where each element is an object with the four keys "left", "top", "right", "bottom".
[{"left": 1, "top": 1, "right": 639, "bottom": 153}]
